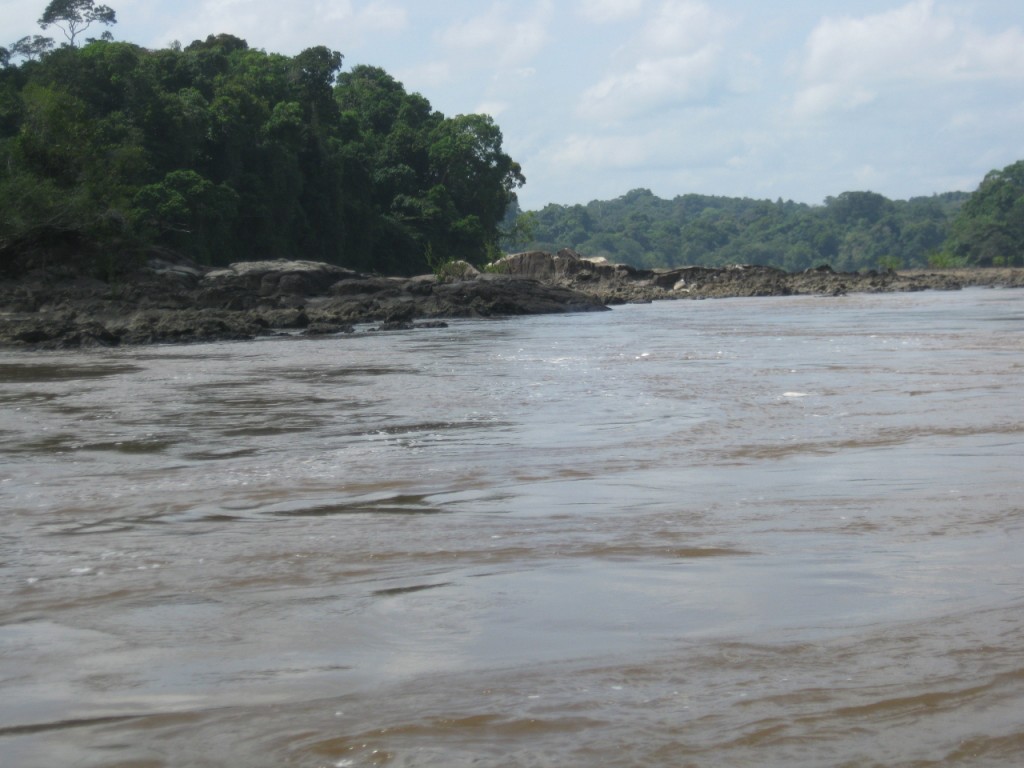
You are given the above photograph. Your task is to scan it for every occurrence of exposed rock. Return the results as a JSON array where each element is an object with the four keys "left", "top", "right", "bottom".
[
  {"left": 196, "top": 259, "right": 362, "bottom": 310},
  {"left": 113, "top": 309, "right": 268, "bottom": 345},
  {"left": 374, "top": 320, "right": 416, "bottom": 332},
  {"left": 301, "top": 322, "right": 355, "bottom": 336},
  {"left": 490, "top": 251, "right": 1021, "bottom": 302},
  {"left": 437, "top": 260, "right": 481, "bottom": 281},
  {"left": 2, "top": 252, "right": 1021, "bottom": 349},
  {"left": 0, "top": 257, "right": 607, "bottom": 348}
]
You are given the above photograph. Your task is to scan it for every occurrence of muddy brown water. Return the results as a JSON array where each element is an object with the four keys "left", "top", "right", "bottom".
[{"left": 2, "top": 289, "right": 1023, "bottom": 767}]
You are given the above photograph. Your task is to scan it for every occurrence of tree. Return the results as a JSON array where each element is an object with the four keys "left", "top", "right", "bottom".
[
  {"left": 0, "top": 31, "right": 529, "bottom": 276},
  {"left": 38, "top": 0, "right": 116, "bottom": 47},
  {"left": 501, "top": 210, "right": 537, "bottom": 251},
  {"left": 941, "top": 159, "right": 1024, "bottom": 267},
  {"left": 824, "top": 191, "right": 893, "bottom": 226},
  {"left": 426, "top": 113, "right": 524, "bottom": 263},
  {"left": 9, "top": 35, "right": 55, "bottom": 62},
  {"left": 132, "top": 170, "right": 239, "bottom": 264}
]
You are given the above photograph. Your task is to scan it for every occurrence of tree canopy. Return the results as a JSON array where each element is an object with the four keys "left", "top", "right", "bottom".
[
  {"left": 939, "top": 159, "right": 1024, "bottom": 267},
  {"left": 514, "top": 187, "right": 972, "bottom": 272},
  {"left": 0, "top": 32, "right": 524, "bottom": 276}
]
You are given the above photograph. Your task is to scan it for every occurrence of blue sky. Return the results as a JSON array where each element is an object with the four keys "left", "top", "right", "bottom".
[{"left": 4, "top": 0, "right": 1023, "bottom": 209}]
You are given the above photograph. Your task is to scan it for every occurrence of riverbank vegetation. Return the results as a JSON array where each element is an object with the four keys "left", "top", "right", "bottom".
[
  {"left": 517, "top": 165, "right": 1024, "bottom": 272},
  {"left": 1, "top": 16, "right": 523, "bottom": 277},
  {"left": 2, "top": 3, "right": 1022, "bottom": 278}
]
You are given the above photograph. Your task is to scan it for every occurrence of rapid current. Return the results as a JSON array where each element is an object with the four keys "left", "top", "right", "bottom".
[{"left": 2, "top": 288, "right": 1023, "bottom": 767}]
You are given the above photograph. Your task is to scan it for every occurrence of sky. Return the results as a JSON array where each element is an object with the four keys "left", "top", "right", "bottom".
[{"left": 4, "top": 0, "right": 1024, "bottom": 210}]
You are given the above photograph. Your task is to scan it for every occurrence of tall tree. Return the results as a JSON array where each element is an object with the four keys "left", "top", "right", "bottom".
[
  {"left": 38, "top": 0, "right": 116, "bottom": 47},
  {"left": 426, "top": 113, "right": 524, "bottom": 262},
  {"left": 9, "top": 35, "right": 55, "bottom": 62}
]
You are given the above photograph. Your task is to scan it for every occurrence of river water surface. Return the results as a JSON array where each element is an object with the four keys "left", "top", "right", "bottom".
[{"left": 2, "top": 289, "right": 1023, "bottom": 767}]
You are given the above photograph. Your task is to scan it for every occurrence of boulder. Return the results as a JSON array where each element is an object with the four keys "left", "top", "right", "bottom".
[{"left": 198, "top": 260, "right": 363, "bottom": 308}]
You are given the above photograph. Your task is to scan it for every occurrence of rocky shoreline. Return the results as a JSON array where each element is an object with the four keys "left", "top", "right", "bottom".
[
  {"left": 493, "top": 249, "right": 1024, "bottom": 303},
  {"left": 2, "top": 249, "right": 1022, "bottom": 349},
  {"left": 0, "top": 256, "right": 608, "bottom": 349}
]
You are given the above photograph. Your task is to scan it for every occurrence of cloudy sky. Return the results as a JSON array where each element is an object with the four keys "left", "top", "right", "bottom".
[{"left": 4, "top": 0, "right": 1023, "bottom": 209}]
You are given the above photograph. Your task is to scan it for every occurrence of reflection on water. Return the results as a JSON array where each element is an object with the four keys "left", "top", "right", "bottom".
[{"left": 1, "top": 289, "right": 1023, "bottom": 767}]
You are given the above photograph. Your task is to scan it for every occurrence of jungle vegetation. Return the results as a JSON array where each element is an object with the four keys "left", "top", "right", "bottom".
[
  {"left": 2, "top": 3, "right": 1021, "bottom": 278},
  {"left": 515, "top": 161, "right": 1024, "bottom": 272},
  {"left": 514, "top": 189, "right": 966, "bottom": 272},
  {"left": 1, "top": 9, "right": 524, "bottom": 276}
]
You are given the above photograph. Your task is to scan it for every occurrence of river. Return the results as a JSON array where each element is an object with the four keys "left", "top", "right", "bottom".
[{"left": 2, "top": 288, "right": 1023, "bottom": 767}]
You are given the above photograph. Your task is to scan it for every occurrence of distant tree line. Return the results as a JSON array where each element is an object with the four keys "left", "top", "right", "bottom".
[
  {"left": 514, "top": 189, "right": 964, "bottom": 272},
  {"left": 1, "top": 25, "right": 524, "bottom": 276},
  {"left": 513, "top": 160, "right": 1024, "bottom": 271}
]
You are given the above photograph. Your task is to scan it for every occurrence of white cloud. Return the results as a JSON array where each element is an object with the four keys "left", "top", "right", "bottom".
[
  {"left": 161, "top": 0, "right": 408, "bottom": 52},
  {"left": 955, "top": 27, "right": 1024, "bottom": 79},
  {"left": 853, "top": 164, "right": 884, "bottom": 187},
  {"left": 400, "top": 60, "right": 452, "bottom": 91},
  {"left": 576, "top": 0, "right": 645, "bottom": 24},
  {"left": 576, "top": 0, "right": 733, "bottom": 122},
  {"left": 639, "top": 0, "right": 729, "bottom": 54},
  {"left": 794, "top": 0, "right": 1024, "bottom": 118},
  {"left": 792, "top": 83, "right": 876, "bottom": 118},
  {"left": 440, "top": 8, "right": 504, "bottom": 48},
  {"left": 544, "top": 107, "right": 753, "bottom": 175},
  {"left": 800, "top": 0, "right": 953, "bottom": 84},
  {"left": 439, "top": 1, "right": 551, "bottom": 66},
  {"left": 548, "top": 133, "right": 657, "bottom": 171},
  {"left": 349, "top": 1, "right": 408, "bottom": 32},
  {"left": 474, "top": 100, "right": 509, "bottom": 118},
  {"left": 578, "top": 48, "right": 722, "bottom": 121}
]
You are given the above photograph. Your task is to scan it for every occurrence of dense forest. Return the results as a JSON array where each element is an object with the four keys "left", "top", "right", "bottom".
[
  {"left": 516, "top": 190, "right": 969, "bottom": 272},
  {"left": 519, "top": 158, "right": 1024, "bottom": 272},
  {"left": 2, "top": 2, "right": 1022, "bottom": 279},
  {"left": 517, "top": 160, "right": 1024, "bottom": 272},
  {"left": 1, "top": 3, "right": 524, "bottom": 277}
]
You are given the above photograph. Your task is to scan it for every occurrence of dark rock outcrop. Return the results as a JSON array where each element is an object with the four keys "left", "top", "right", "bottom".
[
  {"left": 0, "top": 257, "right": 608, "bottom": 349},
  {"left": 2, "top": 250, "right": 1021, "bottom": 349},
  {"left": 489, "top": 249, "right": 1014, "bottom": 302}
]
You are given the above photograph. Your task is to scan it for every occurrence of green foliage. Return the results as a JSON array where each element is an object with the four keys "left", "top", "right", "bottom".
[
  {"left": 876, "top": 254, "right": 902, "bottom": 271},
  {"left": 9, "top": 35, "right": 55, "bottom": 62},
  {"left": 927, "top": 250, "right": 968, "bottom": 269},
  {"left": 423, "top": 242, "right": 465, "bottom": 282},
  {"left": 939, "top": 160, "right": 1024, "bottom": 267},
  {"left": 524, "top": 187, "right": 970, "bottom": 272},
  {"left": 0, "top": 32, "right": 524, "bottom": 276},
  {"left": 132, "top": 170, "right": 239, "bottom": 264},
  {"left": 500, "top": 209, "right": 537, "bottom": 250}
]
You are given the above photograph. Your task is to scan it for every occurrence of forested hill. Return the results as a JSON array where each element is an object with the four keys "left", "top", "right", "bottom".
[
  {"left": 518, "top": 188, "right": 975, "bottom": 273},
  {"left": 1, "top": 33, "right": 523, "bottom": 276}
]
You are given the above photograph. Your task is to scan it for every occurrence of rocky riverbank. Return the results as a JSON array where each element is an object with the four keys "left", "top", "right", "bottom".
[
  {"left": 0, "top": 257, "right": 608, "bottom": 349},
  {"left": 491, "top": 249, "right": 1024, "bottom": 303},
  {"left": 2, "top": 250, "right": 1022, "bottom": 349}
]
